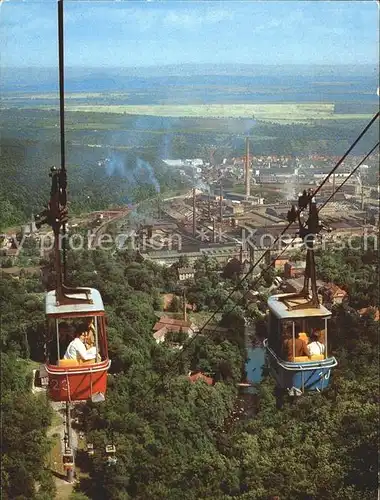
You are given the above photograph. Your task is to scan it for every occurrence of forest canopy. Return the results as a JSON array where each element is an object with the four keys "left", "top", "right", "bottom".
[{"left": 1, "top": 237, "right": 378, "bottom": 499}]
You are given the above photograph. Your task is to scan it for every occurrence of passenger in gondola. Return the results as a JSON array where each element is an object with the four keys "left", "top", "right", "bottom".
[
  {"left": 298, "top": 331, "right": 309, "bottom": 345},
  {"left": 64, "top": 325, "right": 97, "bottom": 362},
  {"left": 283, "top": 325, "right": 309, "bottom": 361},
  {"left": 83, "top": 319, "right": 95, "bottom": 349},
  {"left": 307, "top": 331, "right": 325, "bottom": 357}
]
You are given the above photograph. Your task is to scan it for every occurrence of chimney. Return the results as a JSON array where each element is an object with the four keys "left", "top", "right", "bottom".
[
  {"left": 182, "top": 289, "right": 187, "bottom": 322},
  {"left": 219, "top": 183, "right": 223, "bottom": 223},
  {"left": 30, "top": 214, "right": 37, "bottom": 233},
  {"left": 240, "top": 245, "right": 243, "bottom": 263},
  {"left": 192, "top": 188, "right": 196, "bottom": 237},
  {"left": 361, "top": 184, "right": 365, "bottom": 211},
  {"left": 245, "top": 137, "right": 250, "bottom": 199},
  {"left": 241, "top": 228, "right": 247, "bottom": 251},
  {"left": 332, "top": 173, "right": 335, "bottom": 202},
  {"left": 212, "top": 218, "right": 216, "bottom": 243},
  {"left": 157, "top": 198, "right": 161, "bottom": 220}
]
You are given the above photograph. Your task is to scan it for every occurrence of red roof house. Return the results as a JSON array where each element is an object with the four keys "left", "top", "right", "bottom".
[
  {"left": 152, "top": 316, "right": 198, "bottom": 344},
  {"left": 188, "top": 372, "right": 213, "bottom": 386},
  {"left": 322, "top": 283, "right": 347, "bottom": 304}
]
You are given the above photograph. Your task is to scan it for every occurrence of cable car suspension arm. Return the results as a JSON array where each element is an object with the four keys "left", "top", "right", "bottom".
[{"left": 35, "top": 0, "right": 92, "bottom": 306}]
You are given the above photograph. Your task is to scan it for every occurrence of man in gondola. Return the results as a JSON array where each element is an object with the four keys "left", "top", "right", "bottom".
[{"left": 64, "top": 324, "right": 97, "bottom": 362}]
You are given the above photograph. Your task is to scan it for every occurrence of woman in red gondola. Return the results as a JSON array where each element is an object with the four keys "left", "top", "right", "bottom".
[
  {"left": 83, "top": 319, "right": 96, "bottom": 349},
  {"left": 64, "top": 325, "right": 97, "bottom": 362}
]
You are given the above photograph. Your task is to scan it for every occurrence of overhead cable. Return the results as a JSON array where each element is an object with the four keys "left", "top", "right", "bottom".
[
  {"left": 189, "top": 140, "right": 380, "bottom": 341},
  {"left": 138, "top": 116, "right": 379, "bottom": 400}
]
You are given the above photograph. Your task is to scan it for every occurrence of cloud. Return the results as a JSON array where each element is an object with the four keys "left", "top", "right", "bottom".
[
  {"left": 2, "top": 1, "right": 378, "bottom": 67},
  {"left": 64, "top": 4, "right": 233, "bottom": 32},
  {"left": 252, "top": 19, "right": 283, "bottom": 34},
  {"left": 164, "top": 9, "right": 233, "bottom": 28}
]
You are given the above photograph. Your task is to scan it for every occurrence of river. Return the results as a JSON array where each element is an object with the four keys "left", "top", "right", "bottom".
[{"left": 245, "top": 346, "right": 265, "bottom": 386}]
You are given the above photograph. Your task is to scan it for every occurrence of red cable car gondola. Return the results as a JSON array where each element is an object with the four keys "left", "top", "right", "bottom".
[
  {"left": 44, "top": 287, "right": 111, "bottom": 402},
  {"left": 37, "top": 165, "right": 111, "bottom": 403},
  {"left": 35, "top": 0, "right": 111, "bottom": 404}
]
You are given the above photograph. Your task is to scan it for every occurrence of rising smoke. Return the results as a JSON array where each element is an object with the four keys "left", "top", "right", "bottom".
[
  {"left": 283, "top": 181, "right": 297, "bottom": 201},
  {"left": 195, "top": 178, "right": 211, "bottom": 193},
  {"left": 158, "top": 117, "right": 181, "bottom": 160},
  {"left": 135, "top": 157, "right": 160, "bottom": 193},
  {"left": 103, "top": 150, "right": 160, "bottom": 193},
  {"left": 227, "top": 117, "right": 256, "bottom": 136}
]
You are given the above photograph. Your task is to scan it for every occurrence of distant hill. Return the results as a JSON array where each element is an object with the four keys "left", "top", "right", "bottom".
[{"left": 1, "top": 64, "right": 378, "bottom": 93}]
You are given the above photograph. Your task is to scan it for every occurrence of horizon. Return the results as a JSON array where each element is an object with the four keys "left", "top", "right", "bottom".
[{"left": 2, "top": 62, "right": 378, "bottom": 69}]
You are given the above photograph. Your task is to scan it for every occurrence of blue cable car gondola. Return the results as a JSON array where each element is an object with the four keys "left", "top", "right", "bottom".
[
  {"left": 263, "top": 189, "right": 338, "bottom": 395},
  {"left": 264, "top": 294, "right": 337, "bottom": 396}
]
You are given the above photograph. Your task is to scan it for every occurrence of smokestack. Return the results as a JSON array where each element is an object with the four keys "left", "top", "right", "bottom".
[
  {"left": 332, "top": 173, "right": 335, "bottom": 202},
  {"left": 212, "top": 218, "right": 216, "bottom": 243},
  {"left": 361, "top": 184, "right": 365, "bottom": 211},
  {"left": 219, "top": 183, "right": 223, "bottom": 223},
  {"left": 245, "top": 137, "right": 250, "bottom": 199},
  {"left": 192, "top": 188, "right": 196, "bottom": 237},
  {"left": 208, "top": 192, "right": 211, "bottom": 220},
  {"left": 30, "top": 214, "right": 37, "bottom": 233},
  {"left": 183, "top": 289, "right": 187, "bottom": 322}
]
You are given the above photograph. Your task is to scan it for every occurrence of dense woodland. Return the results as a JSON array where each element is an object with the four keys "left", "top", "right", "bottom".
[
  {"left": 0, "top": 133, "right": 189, "bottom": 231},
  {"left": 1, "top": 234, "right": 378, "bottom": 500},
  {"left": 1, "top": 274, "right": 56, "bottom": 499}
]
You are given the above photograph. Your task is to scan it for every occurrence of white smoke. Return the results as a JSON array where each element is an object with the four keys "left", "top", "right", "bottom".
[
  {"left": 195, "top": 179, "right": 211, "bottom": 193},
  {"left": 104, "top": 151, "right": 160, "bottom": 193},
  {"left": 283, "top": 181, "right": 297, "bottom": 201}
]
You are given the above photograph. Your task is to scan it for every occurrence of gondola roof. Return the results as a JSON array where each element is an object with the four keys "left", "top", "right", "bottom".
[
  {"left": 45, "top": 288, "right": 105, "bottom": 316},
  {"left": 268, "top": 293, "right": 332, "bottom": 320}
]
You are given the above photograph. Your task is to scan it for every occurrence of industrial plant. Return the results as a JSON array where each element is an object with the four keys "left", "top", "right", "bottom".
[{"left": 117, "top": 139, "right": 379, "bottom": 269}]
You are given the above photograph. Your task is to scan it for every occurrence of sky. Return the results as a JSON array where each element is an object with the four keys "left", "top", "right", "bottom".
[{"left": 1, "top": 1, "right": 378, "bottom": 67}]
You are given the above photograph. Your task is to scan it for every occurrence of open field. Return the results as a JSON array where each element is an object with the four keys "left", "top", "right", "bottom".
[
  {"left": 23, "top": 103, "right": 373, "bottom": 123},
  {"left": 67, "top": 103, "right": 336, "bottom": 118}
]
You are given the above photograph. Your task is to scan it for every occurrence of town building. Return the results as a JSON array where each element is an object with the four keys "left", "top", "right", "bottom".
[
  {"left": 142, "top": 244, "right": 250, "bottom": 267},
  {"left": 271, "top": 257, "right": 290, "bottom": 271},
  {"left": 177, "top": 267, "right": 195, "bottom": 281},
  {"left": 281, "top": 277, "right": 325, "bottom": 295},
  {"left": 152, "top": 316, "right": 198, "bottom": 344},
  {"left": 284, "top": 261, "right": 306, "bottom": 279},
  {"left": 321, "top": 283, "right": 347, "bottom": 305}
]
